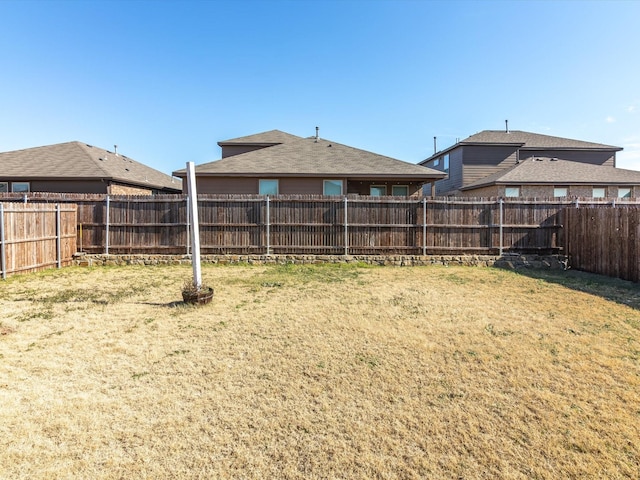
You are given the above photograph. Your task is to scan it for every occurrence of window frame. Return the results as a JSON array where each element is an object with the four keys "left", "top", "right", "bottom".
[
  {"left": 391, "top": 185, "right": 409, "bottom": 196},
  {"left": 504, "top": 186, "right": 520, "bottom": 198},
  {"left": 323, "top": 179, "right": 343, "bottom": 196},
  {"left": 592, "top": 187, "right": 606, "bottom": 198},
  {"left": 11, "top": 182, "right": 30, "bottom": 193},
  {"left": 553, "top": 186, "right": 568, "bottom": 198},
  {"left": 0, "top": 182, "right": 8, "bottom": 193},
  {"left": 618, "top": 187, "right": 631, "bottom": 199},
  {"left": 369, "top": 185, "right": 387, "bottom": 196},
  {"left": 258, "top": 179, "right": 279, "bottom": 196}
]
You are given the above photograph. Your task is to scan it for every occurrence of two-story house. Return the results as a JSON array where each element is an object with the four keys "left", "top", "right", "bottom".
[{"left": 419, "top": 129, "right": 640, "bottom": 198}]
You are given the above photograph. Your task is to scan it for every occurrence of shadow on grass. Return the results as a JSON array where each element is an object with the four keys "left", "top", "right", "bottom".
[
  {"left": 139, "top": 301, "right": 193, "bottom": 308},
  {"left": 503, "top": 267, "right": 640, "bottom": 311}
]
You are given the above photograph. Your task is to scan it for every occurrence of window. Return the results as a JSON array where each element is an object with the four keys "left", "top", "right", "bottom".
[
  {"left": 391, "top": 185, "right": 409, "bottom": 196},
  {"left": 11, "top": 182, "right": 30, "bottom": 193},
  {"left": 504, "top": 187, "right": 520, "bottom": 197},
  {"left": 592, "top": 187, "right": 606, "bottom": 198},
  {"left": 259, "top": 179, "right": 279, "bottom": 196},
  {"left": 0, "top": 182, "right": 7, "bottom": 193},
  {"left": 618, "top": 187, "right": 631, "bottom": 198},
  {"left": 553, "top": 187, "right": 568, "bottom": 197},
  {"left": 443, "top": 154, "right": 450, "bottom": 172},
  {"left": 433, "top": 158, "right": 440, "bottom": 167},
  {"left": 323, "top": 179, "right": 343, "bottom": 196},
  {"left": 370, "top": 185, "right": 387, "bottom": 196}
]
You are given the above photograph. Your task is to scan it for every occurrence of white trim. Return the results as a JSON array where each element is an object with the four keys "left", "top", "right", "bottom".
[{"left": 504, "top": 186, "right": 520, "bottom": 197}]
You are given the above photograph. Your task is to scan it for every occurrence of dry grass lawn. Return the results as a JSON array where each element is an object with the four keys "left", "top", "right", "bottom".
[{"left": 0, "top": 263, "right": 639, "bottom": 479}]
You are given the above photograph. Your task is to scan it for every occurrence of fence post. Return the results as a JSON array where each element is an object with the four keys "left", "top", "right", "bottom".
[
  {"left": 498, "top": 198, "right": 504, "bottom": 256},
  {"left": 0, "top": 203, "right": 5, "bottom": 280},
  {"left": 56, "top": 204, "right": 62, "bottom": 269},
  {"left": 266, "top": 196, "right": 271, "bottom": 255},
  {"left": 105, "top": 195, "right": 110, "bottom": 255},
  {"left": 422, "top": 197, "right": 427, "bottom": 256},
  {"left": 344, "top": 196, "right": 349, "bottom": 256}
]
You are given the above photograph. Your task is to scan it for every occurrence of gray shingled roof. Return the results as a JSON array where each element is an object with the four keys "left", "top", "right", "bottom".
[
  {"left": 462, "top": 130, "right": 622, "bottom": 150},
  {"left": 461, "top": 158, "right": 640, "bottom": 190},
  {"left": 0, "top": 141, "right": 182, "bottom": 191},
  {"left": 421, "top": 130, "right": 622, "bottom": 164},
  {"left": 175, "top": 136, "right": 445, "bottom": 180},
  {"left": 217, "top": 129, "right": 302, "bottom": 146}
]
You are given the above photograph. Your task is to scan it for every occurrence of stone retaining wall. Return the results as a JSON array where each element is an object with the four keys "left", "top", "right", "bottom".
[{"left": 73, "top": 253, "right": 569, "bottom": 270}]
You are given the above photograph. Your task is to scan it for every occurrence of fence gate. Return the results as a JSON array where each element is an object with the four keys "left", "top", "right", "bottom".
[{"left": 0, "top": 203, "right": 77, "bottom": 279}]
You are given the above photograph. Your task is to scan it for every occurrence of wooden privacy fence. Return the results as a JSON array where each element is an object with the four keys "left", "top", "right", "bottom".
[
  {"left": 0, "top": 203, "right": 77, "bottom": 278},
  {"left": 0, "top": 194, "right": 577, "bottom": 255},
  {"left": 1, "top": 193, "right": 639, "bottom": 259},
  {"left": 565, "top": 206, "right": 639, "bottom": 282}
]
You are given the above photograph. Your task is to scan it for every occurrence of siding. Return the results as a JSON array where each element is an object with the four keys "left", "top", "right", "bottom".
[
  {"left": 520, "top": 150, "right": 615, "bottom": 166},
  {"left": 20, "top": 180, "right": 108, "bottom": 194},
  {"left": 462, "top": 145, "right": 519, "bottom": 186},
  {"left": 432, "top": 147, "right": 463, "bottom": 195},
  {"left": 195, "top": 177, "right": 257, "bottom": 195},
  {"left": 221, "top": 145, "right": 272, "bottom": 158},
  {"left": 194, "top": 177, "right": 424, "bottom": 196}
]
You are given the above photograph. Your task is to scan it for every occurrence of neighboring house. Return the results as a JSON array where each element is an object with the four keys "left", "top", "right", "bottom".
[
  {"left": 419, "top": 129, "right": 635, "bottom": 198},
  {"left": 173, "top": 129, "right": 445, "bottom": 196},
  {"left": 0, "top": 141, "right": 182, "bottom": 195}
]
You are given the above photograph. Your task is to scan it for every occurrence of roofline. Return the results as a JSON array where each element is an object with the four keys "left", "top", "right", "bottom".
[
  {"left": 419, "top": 141, "right": 623, "bottom": 165},
  {"left": 519, "top": 146, "right": 624, "bottom": 152},
  {"left": 419, "top": 144, "right": 462, "bottom": 165},
  {"left": 460, "top": 179, "right": 640, "bottom": 190},
  {"left": 217, "top": 141, "right": 283, "bottom": 147},
  {"left": 172, "top": 171, "right": 446, "bottom": 180},
  {"left": 0, "top": 175, "right": 182, "bottom": 190}
]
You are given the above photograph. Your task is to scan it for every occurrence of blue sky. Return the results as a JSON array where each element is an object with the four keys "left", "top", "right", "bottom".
[{"left": 1, "top": 0, "right": 639, "bottom": 176}]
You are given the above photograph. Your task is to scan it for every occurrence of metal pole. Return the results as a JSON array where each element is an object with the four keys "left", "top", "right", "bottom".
[
  {"left": 0, "top": 203, "right": 5, "bottom": 280},
  {"left": 56, "top": 204, "right": 62, "bottom": 269},
  {"left": 422, "top": 197, "right": 427, "bottom": 256},
  {"left": 185, "top": 196, "right": 191, "bottom": 255},
  {"left": 105, "top": 195, "right": 110, "bottom": 255},
  {"left": 266, "top": 196, "right": 271, "bottom": 255},
  {"left": 344, "top": 196, "right": 348, "bottom": 256},
  {"left": 499, "top": 198, "right": 504, "bottom": 256},
  {"left": 186, "top": 162, "right": 202, "bottom": 289}
]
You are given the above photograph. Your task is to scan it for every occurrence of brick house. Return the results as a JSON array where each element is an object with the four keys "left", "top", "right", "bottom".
[
  {"left": 0, "top": 141, "right": 182, "bottom": 194},
  {"left": 173, "top": 129, "right": 445, "bottom": 196}
]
